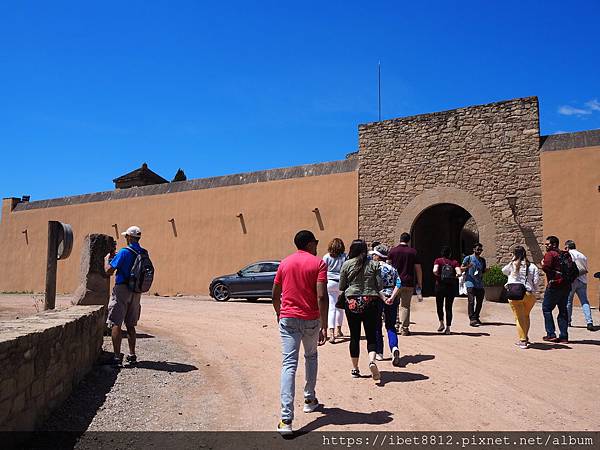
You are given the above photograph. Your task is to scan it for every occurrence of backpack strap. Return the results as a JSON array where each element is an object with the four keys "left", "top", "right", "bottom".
[{"left": 124, "top": 246, "right": 140, "bottom": 256}]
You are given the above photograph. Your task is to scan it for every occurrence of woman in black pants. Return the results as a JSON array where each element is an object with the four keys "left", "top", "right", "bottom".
[
  {"left": 339, "top": 240, "right": 382, "bottom": 381},
  {"left": 432, "top": 246, "right": 461, "bottom": 334}
]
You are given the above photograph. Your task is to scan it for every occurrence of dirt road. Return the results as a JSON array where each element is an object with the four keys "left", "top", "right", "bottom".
[
  {"left": 2, "top": 293, "right": 598, "bottom": 432},
  {"left": 138, "top": 295, "right": 599, "bottom": 432}
]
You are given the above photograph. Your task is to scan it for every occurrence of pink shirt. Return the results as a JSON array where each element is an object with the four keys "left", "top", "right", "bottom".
[{"left": 274, "top": 250, "right": 327, "bottom": 320}]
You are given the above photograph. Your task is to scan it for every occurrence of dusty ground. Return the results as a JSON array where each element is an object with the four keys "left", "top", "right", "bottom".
[
  {"left": 2, "top": 293, "right": 599, "bottom": 432},
  {"left": 40, "top": 334, "right": 217, "bottom": 432},
  {"left": 0, "top": 294, "right": 72, "bottom": 320}
]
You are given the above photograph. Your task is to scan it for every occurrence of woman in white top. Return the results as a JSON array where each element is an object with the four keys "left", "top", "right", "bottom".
[
  {"left": 502, "top": 245, "right": 540, "bottom": 349},
  {"left": 323, "top": 238, "right": 347, "bottom": 343}
]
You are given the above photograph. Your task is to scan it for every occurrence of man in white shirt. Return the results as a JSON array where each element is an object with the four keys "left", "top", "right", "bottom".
[{"left": 565, "top": 240, "right": 594, "bottom": 331}]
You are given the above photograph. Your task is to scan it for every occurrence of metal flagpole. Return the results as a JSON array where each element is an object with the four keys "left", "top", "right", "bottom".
[{"left": 378, "top": 61, "right": 381, "bottom": 121}]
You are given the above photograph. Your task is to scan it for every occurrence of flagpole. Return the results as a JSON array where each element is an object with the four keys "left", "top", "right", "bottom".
[{"left": 378, "top": 61, "right": 381, "bottom": 121}]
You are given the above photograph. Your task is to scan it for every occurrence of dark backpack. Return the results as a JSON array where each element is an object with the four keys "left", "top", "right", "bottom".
[
  {"left": 440, "top": 263, "right": 456, "bottom": 283},
  {"left": 125, "top": 247, "right": 155, "bottom": 293},
  {"left": 557, "top": 251, "right": 579, "bottom": 284}
]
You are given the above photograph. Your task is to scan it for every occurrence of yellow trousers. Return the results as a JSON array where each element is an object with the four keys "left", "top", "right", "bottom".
[{"left": 508, "top": 292, "right": 536, "bottom": 342}]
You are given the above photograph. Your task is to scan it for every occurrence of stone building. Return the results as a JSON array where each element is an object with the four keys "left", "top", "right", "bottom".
[
  {"left": 358, "top": 97, "right": 544, "bottom": 294},
  {"left": 1, "top": 96, "right": 598, "bottom": 302}
]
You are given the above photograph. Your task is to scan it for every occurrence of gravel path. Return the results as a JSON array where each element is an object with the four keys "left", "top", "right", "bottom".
[{"left": 40, "top": 331, "right": 216, "bottom": 432}]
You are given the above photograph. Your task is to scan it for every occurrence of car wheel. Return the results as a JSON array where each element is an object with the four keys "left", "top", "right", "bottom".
[{"left": 212, "top": 283, "right": 230, "bottom": 302}]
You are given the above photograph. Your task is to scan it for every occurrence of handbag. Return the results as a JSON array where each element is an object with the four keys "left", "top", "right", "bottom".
[
  {"left": 335, "top": 265, "right": 361, "bottom": 309},
  {"left": 505, "top": 262, "right": 529, "bottom": 300},
  {"left": 505, "top": 283, "right": 526, "bottom": 300},
  {"left": 346, "top": 296, "right": 375, "bottom": 314}
]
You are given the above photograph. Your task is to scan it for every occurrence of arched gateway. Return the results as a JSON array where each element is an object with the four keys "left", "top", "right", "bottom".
[{"left": 394, "top": 187, "right": 497, "bottom": 295}]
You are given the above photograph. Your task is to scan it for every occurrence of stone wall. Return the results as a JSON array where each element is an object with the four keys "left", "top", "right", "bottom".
[
  {"left": 0, "top": 305, "right": 105, "bottom": 431},
  {"left": 358, "top": 97, "right": 544, "bottom": 265}
]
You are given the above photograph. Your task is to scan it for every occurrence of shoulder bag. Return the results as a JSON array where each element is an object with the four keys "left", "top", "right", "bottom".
[{"left": 505, "top": 262, "right": 529, "bottom": 301}]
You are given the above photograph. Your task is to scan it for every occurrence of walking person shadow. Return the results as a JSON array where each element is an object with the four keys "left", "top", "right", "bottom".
[{"left": 295, "top": 407, "right": 393, "bottom": 434}]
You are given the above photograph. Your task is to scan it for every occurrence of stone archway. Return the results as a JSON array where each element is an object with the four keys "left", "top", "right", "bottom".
[{"left": 394, "top": 187, "right": 497, "bottom": 294}]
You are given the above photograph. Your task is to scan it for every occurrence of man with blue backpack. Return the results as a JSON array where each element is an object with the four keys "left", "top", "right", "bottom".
[{"left": 105, "top": 225, "right": 154, "bottom": 367}]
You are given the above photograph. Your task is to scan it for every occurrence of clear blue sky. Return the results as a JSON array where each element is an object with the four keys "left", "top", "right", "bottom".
[{"left": 1, "top": 0, "right": 599, "bottom": 201}]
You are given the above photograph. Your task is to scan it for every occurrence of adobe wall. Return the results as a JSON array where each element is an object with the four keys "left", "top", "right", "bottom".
[
  {"left": 0, "top": 305, "right": 105, "bottom": 431},
  {"left": 540, "top": 131, "right": 600, "bottom": 307},
  {"left": 0, "top": 161, "right": 358, "bottom": 296},
  {"left": 358, "top": 97, "right": 544, "bottom": 266}
]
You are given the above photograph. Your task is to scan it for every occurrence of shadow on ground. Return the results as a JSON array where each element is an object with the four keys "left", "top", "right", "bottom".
[
  {"left": 410, "top": 331, "right": 490, "bottom": 337},
  {"left": 295, "top": 407, "right": 393, "bottom": 434},
  {"left": 398, "top": 354, "right": 435, "bottom": 367},
  {"left": 131, "top": 360, "right": 198, "bottom": 372},
  {"left": 27, "top": 351, "right": 120, "bottom": 449},
  {"left": 377, "top": 371, "right": 429, "bottom": 386},
  {"left": 481, "top": 321, "right": 515, "bottom": 327},
  {"left": 528, "top": 342, "right": 571, "bottom": 350},
  {"left": 568, "top": 339, "right": 600, "bottom": 346},
  {"left": 27, "top": 351, "right": 199, "bottom": 449}
]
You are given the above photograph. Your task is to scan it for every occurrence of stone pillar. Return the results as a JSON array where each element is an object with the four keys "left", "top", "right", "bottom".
[{"left": 72, "top": 234, "right": 116, "bottom": 306}]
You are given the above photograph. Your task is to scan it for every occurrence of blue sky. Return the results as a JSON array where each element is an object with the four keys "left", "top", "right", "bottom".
[{"left": 1, "top": 0, "right": 599, "bottom": 200}]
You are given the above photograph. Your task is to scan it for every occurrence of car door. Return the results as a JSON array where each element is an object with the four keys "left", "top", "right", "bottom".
[
  {"left": 231, "top": 263, "right": 263, "bottom": 296},
  {"left": 253, "top": 262, "right": 280, "bottom": 296}
]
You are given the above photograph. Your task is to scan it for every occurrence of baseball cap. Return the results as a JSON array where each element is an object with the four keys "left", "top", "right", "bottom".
[
  {"left": 122, "top": 226, "right": 142, "bottom": 238},
  {"left": 372, "top": 244, "right": 389, "bottom": 259}
]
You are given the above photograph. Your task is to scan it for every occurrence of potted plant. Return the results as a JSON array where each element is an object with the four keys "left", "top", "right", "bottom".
[{"left": 483, "top": 265, "right": 508, "bottom": 302}]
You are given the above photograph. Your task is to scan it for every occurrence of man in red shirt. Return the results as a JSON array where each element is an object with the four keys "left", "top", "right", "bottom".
[
  {"left": 541, "top": 235, "right": 571, "bottom": 343},
  {"left": 272, "top": 230, "right": 328, "bottom": 435}
]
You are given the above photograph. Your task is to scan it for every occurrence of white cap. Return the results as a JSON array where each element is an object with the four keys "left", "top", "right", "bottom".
[{"left": 122, "top": 225, "right": 142, "bottom": 238}]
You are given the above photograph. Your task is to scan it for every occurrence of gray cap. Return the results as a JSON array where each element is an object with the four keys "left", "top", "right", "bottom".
[{"left": 373, "top": 244, "right": 389, "bottom": 259}]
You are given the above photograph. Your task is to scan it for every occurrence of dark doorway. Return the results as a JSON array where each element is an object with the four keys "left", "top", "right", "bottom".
[{"left": 411, "top": 203, "right": 479, "bottom": 296}]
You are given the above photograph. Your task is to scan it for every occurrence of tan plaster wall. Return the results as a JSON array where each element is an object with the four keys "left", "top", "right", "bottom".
[
  {"left": 541, "top": 146, "right": 600, "bottom": 307},
  {"left": 0, "top": 171, "right": 358, "bottom": 296}
]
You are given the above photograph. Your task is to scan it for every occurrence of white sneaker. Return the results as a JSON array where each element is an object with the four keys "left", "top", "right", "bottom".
[
  {"left": 369, "top": 362, "right": 380, "bottom": 381},
  {"left": 303, "top": 398, "right": 320, "bottom": 413},
  {"left": 375, "top": 353, "right": 384, "bottom": 361},
  {"left": 277, "top": 419, "right": 293, "bottom": 435}
]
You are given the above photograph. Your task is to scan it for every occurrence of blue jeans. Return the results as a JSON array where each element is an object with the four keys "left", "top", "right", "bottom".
[
  {"left": 567, "top": 279, "right": 593, "bottom": 325},
  {"left": 279, "top": 317, "right": 319, "bottom": 421},
  {"left": 375, "top": 299, "right": 399, "bottom": 354},
  {"left": 542, "top": 286, "right": 570, "bottom": 339}
]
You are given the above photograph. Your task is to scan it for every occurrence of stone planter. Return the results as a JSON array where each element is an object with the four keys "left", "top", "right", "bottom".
[{"left": 484, "top": 286, "right": 506, "bottom": 302}]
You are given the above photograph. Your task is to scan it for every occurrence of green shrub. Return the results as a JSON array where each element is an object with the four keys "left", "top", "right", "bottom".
[{"left": 483, "top": 265, "right": 508, "bottom": 286}]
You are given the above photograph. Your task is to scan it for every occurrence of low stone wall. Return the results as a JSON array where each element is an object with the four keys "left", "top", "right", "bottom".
[{"left": 0, "top": 305, "right": 105, "bottom": 431}]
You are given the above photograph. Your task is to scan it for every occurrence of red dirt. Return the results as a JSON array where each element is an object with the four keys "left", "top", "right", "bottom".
[{"left": 2, "top": 294, "right": 598, "bottom": 431}]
